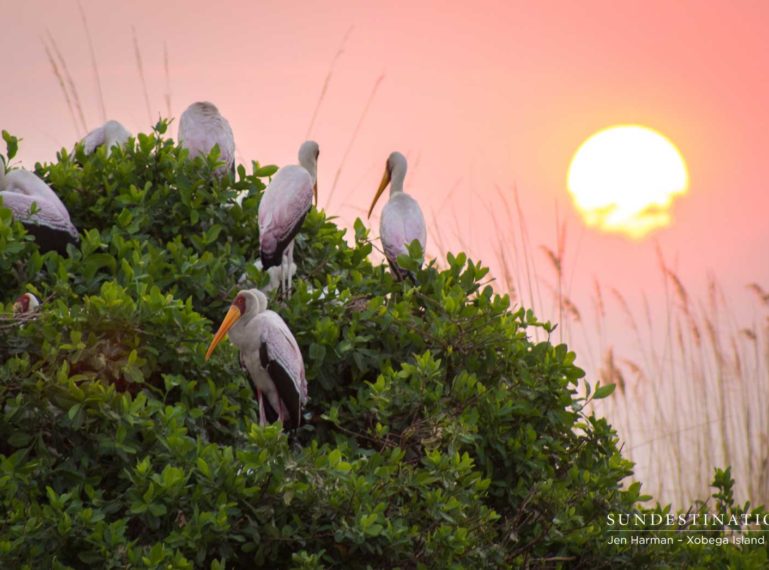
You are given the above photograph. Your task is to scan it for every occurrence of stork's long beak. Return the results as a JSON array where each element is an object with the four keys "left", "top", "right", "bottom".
[
  {"left": 367, "top": 167, "right": 391, "bottom": 218},
  {"left": 313, "top": 181, "right": 318, "bottom": 207},
  {"left": 205, "top": 304, "right": 242, "bottom": 360}
]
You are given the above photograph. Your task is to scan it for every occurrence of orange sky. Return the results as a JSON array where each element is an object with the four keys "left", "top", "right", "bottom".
[{"left": 3, "top": 0, "right": 769, "bottom": 371}]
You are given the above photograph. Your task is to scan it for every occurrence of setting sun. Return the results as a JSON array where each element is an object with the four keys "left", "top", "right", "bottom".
[{"left": 567, "top": 125, "right": 689, "bottom": 238}]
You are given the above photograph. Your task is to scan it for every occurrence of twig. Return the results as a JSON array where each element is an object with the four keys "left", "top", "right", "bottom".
[{"left": 163, "top": 41, "right": 172, "bottom": 118}]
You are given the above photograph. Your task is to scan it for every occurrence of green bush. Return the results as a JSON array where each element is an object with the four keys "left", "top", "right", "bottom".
[{"left": 1, "top": 125, "right": 766, "bottom": 568}]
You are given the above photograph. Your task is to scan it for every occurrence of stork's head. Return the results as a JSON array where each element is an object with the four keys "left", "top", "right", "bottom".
[
  {"left": 13, "top": 292, "right": 41, "bottom": 315},
  {"left": 188, "top": 101, "right": 220, "bottom": 116},
  {"left": 95, "top": 121, "right": 129, "bottom": 158},
  {"left": 104, "top": 120, "right": 122, "bottom": 138},
  {"left": 368, "top": 151, "right": 408, "bottom": 218},
  {"left": 103, "top": 120, "right": 130, "bottom": 149},
  {"left": 298, "top": 140, "right": 320, "bottom": 205},
  {"left": 205, "top": 289, "right": 268, "bottom": 360}
]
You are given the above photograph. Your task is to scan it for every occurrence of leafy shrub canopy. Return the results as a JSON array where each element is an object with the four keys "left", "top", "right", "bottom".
[{"left": 1, "top": 124, "right": 764, "bottom": 568}]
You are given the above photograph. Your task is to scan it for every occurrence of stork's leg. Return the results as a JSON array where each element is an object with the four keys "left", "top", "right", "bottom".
[
  {"left": 286, "top": 241, "right": 294, "bottom": 298},
  {"left": 280, "top": 242, "right": 294, "bottom": 299},
  {"left": 277, "top": 250, "right": 285, "bottom": 297},
  {"left": 276, "top": 399, "right": 288, "bottom": 424},
  {"left": 256, "top": 388, "right": 267, "bottom": 426},
  {"left": 281, "top": 249, "right": 289, "bottom": 298}
]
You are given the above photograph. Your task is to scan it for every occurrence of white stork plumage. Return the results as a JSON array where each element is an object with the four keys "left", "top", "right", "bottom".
[
  {"left": 79, "top": 120, "right": 131, "bottom": 156},
  {"left": 13, "top": 292, "right": 40, "bottom": 315},
  {"left": 178, "top": 101, "right": 236, "bottom": 176},
  {"left": 0, "top": 163, "right": 79, "bottom": 254},
  {"left": 205, "top": 289, "right": 307, "bottom": 428},
  {"left": 258, "top": 140, "right": 318, "bottom": 297},
  {"left": 244, "top": 259, "right": 297, "bottom": 294},
  {"left": 367, "top": 151, "right": 426, "bottom": 280}
]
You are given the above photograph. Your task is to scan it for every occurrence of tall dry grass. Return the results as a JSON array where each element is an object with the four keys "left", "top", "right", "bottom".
[
  {"left": 132, "top": 26, "right": 153, "bottom": 124},
  {"left": 42, "top": 31, "right": 88, "bottom": 136},
  {"left": 76, "top": 0, "right": 106, "bottom": 124},
  {"left": 593, "top": 272, "right": 769, "bottom": 507},
  {"left": 476, "top": 188, "right": 769, "bottom": 508}
]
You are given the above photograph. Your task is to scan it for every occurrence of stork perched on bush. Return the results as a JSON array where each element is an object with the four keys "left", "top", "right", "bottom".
[
  {"left": 368, "top": 151, "right": 426, "bottom": 280},
  {"left": 205, "top": 289, "right": 307, "bottom": 428},
  {"left": 178, "top": 101, "right": 236, "bottom": 176},
  {"left": 258, "top": 140, "right": 318, "bottom": 297},
  {"left": 0, "top": 162, "right": 79, "bottom": 254},
  {"left": 79, "top": 120, "right": 131, "bottom": 156}
]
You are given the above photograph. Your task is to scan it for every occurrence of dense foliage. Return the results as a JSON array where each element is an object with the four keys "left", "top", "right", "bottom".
[{"left": 1, "top": 125, "right": 767, "bottom": 568}]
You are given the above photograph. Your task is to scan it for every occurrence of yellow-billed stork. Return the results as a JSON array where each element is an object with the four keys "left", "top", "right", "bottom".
[
  {"left": 367, "top": 151, "right": 426, "bottom": 279},
  {"left": 205, "top": 288, "right": 307, "bottom": 428},
  {"left": 178, "top": 101, "right": 236, "bottom": 176},
  {"left": 13, "top": 292, "right": 40, "bottom": 315},
  {"left": 79, "top": 120, "right": 131, "bottom": 156},
  {"left": 0, "top": 163, "right": 79, "bottom": 254},
  {"left": 258, "top": 140, "right": 318, "bottom": 296}
]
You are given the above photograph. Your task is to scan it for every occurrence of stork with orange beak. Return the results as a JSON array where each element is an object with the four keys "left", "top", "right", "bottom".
[
  {"left": 258, "top": 140, "right": 318, "bottom": 297},
  {"left": 205, "top": 289, "right": 307, "bottom": 428},
  {"left": 367, "top": 151, "right": 426, "bottom": 280}
]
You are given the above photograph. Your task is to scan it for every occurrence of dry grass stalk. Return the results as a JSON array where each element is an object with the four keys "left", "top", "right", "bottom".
[
  {"left": 77, "top": 0, "right": 106, "bottom": 123},
  {"left": 600, "top": 348, "right": 624, "bottom": 394},
  {"left": 747, "top": 283, "right": 769, "bottom": 306},
  {"left": 741, "top": 328, "right": 757, "bottom": 341},
  {"left": 41, "top": 40, "right": 80, "bottom": 136},
  {"left": 668, "top": 270, "right": 690, "bottom": 315},
  {"left": 511, "top": 185, "right": 543, "bottom": 313},
  {"left": 46, "top": 31, "right": 88, "bottom": 134},
  {"left": 562, "top": 295, "right": 581, "bottom": 323},
  {"left": 163, "top": 41, "right": 172, "bottom": 119},
  {"left": 132, "top": 26, "right": 153, "bottom": 124},
  {"left": 326, "top": 73, "right": 385, "bottom": 208},
  {"left": 306, "top": 26, "right": 353, "bottom": 139}
]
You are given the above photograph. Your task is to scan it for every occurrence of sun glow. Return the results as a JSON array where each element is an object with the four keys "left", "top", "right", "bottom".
[{"left": 567, "top": 125, "right": 689, "bottom": 238}]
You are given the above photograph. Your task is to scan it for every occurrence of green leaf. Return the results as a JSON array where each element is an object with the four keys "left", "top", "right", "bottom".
[
  {"left": 593, "top": 383, "right": 616, "bottom": 400},
  {"left": 254, "top": 164, "right": 279, "bottom": 177},
  {"left": 2, "top": 130, "right": 18, "bottom": 160}
]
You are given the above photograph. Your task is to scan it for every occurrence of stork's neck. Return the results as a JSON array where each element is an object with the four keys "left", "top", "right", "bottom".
[
  {"left": 104, "top": 133, "right": 119, "bottom": 149},
  {"left": 301, "top": 160, "right": 317, "bottom": 186},
  {"left": 389, "top": 167, "right": 406, "bottom": 196}
]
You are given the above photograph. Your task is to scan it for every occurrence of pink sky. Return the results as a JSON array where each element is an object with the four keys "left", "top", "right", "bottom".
[{"left": 3, "top": 0, "right": 769, "bottom": 372}]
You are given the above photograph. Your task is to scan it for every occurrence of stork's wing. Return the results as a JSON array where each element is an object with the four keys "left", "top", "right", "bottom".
[
  {"left": 240, "top": 350, "right": 277, "bottom": 423},
  {"left": 258, "top": 315, "right": 307, "bottom": 428},
  {"left": 381, "top": 193, "right": 426, "bottom": 277},
  {"left": 1, "top": 192, "right": 79, "bottom": 239},
  {"left": 259, "top": 209, "right": 308, "bottom": 269},
  {"left": 258, "top": 165, "right": 313, "bottom": 267}
]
